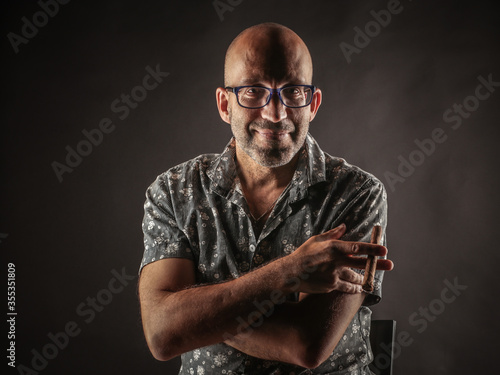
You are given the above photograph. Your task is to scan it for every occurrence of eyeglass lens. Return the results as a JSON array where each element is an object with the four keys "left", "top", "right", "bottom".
[{"left": 237, "top": 86, "right": 313, "bottom": 108}]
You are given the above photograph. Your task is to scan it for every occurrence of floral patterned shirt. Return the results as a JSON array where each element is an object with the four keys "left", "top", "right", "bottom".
[{"left": 140, "top": 133, "right": 388, "bottom": 375}]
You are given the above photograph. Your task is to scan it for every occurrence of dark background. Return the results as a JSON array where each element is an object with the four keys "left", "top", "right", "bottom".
[{"left": 2, "top": 0, "right": 499, "bottom": 374}]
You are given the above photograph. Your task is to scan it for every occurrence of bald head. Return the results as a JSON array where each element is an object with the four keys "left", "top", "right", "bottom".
[{"left": 224, "top": 23, "right": 313, "bottom": 87}]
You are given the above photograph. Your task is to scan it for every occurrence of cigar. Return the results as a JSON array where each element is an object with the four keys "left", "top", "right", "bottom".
[{"left": 362, "top": 225, "right": 383, "bottom": 292}]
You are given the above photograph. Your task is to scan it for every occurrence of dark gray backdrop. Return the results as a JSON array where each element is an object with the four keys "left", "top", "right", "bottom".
[{"left": 2, "top": 0, "right": 499, "bottom": 374}]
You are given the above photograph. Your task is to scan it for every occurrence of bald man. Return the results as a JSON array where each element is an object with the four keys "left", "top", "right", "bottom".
[{"left": 139, "top": 23, "right": 393, "bottom": 374}]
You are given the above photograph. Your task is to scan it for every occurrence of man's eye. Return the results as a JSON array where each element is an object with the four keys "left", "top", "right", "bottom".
[
  {"left": 284, "top": 87, "right": 302, "bottom": 96},
  {"left": 243, "top": 88, "right": 265, "bottom": 96}
]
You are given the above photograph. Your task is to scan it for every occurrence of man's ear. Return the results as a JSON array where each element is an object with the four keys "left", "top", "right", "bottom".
[
  {"left": 308, "top": 88, "right": 322, "bottom": 122},
  {"left": 216, "top": 87, "right": 231, "bottom": 124}
]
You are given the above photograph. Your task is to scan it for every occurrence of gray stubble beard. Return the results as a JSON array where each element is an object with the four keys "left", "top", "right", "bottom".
[{"left": 228, "top": 109, "right": 309, "bottom": 169}]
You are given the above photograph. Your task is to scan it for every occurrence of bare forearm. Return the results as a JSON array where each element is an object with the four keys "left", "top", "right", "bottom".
[
  {"left": 224, "top": 291, "right": 366, "bottom": 368},
  {"left": 140, "top": 256, "right": 295, "bottom": 360}
]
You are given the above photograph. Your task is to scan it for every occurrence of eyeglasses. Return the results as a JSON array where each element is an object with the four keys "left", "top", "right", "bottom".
[{"left": 225, "top": 85, "right": 316, "bottom": 109}]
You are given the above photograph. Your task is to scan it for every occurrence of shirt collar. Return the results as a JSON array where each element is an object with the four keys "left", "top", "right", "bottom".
[
  {"left": 207, "top": 133, "right": 327, "bottom": 197},
  {"left": 293, "top": 132, "right": 327, "bottom": 187},
  {"left": 206, "top": 138, "right": 238, "bottom": 197}
]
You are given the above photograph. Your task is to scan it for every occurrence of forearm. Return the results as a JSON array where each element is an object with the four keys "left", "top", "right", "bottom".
[
  {"left": 139, "top": 225, "right": 390, "bottom": 363},
  {"left": 224, "top": 291, "right": 366, "bottom": 368},
  {"left": 140, "top": 256, "right": 296, "bottom": 361}
]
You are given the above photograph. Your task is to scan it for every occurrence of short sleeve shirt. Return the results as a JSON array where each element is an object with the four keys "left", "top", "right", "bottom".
[{"left": 140, "top": 134, "right": 388, "bottom": 374}]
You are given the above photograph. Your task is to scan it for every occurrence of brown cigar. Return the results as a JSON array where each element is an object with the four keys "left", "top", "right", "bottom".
[{"left": 362, "top": 225, "right": 383, "bottom": 292}]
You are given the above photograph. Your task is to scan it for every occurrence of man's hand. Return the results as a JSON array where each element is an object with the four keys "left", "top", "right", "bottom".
[{"left": 287, "top": 223, "right": 393, "bottom": 294}]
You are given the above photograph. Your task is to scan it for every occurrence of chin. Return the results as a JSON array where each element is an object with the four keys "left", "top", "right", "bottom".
[{"left": 251, "top": 147, "right": 296, "bottom": 168}]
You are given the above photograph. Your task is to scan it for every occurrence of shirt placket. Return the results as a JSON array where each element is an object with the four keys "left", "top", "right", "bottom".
[{"left": 250, "top": 181, "right": 311, "bottom": 268}]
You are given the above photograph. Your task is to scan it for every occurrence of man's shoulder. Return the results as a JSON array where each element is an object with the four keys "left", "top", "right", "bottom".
[
  {"left": 305, "top": 134, "right": 384, "bottom": 193},
  {"left": 149, "top": 153, "right": 220, "bottom": 189},
  {"left": 322, "top": 152, "right": 385, "bottom": 193},
  {"left": 168, "top": 153, "right": 219, "bottom": 175}
]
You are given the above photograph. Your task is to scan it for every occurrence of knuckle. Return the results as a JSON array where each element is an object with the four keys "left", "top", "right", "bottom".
[
  {"left": 350, "top": 270, "right": 361, "bottom": 283},
  {"left": 344, "top": 284, "right": 354, "bottom": 293}
]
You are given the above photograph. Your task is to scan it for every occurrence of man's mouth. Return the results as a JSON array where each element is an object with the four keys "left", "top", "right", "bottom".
[{"left": 254, "top": 129, "right": 289, "bottom": 141}]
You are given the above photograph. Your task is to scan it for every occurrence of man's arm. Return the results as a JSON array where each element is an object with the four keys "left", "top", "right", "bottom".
[
  {"left": 222, "top": 224, "right": 386, "bottom": 368},
  {"left": 138, "top": 224, "right": 392, "bottom": 367},
  {"left": 224, "top": 290, "right": 366, "bottom": 368}
]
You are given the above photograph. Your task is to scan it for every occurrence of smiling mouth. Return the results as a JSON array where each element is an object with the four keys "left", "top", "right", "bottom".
[{"left": 254, "top": 129, "right": 289, "bottom": 141}]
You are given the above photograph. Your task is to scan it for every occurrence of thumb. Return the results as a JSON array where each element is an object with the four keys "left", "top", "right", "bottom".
[{"left": 325, "top": 223, "right": 347, "bottom": 239}]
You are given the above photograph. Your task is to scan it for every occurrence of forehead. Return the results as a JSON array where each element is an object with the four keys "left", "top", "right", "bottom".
[{"left": 226, "top": 32, "right": 312, "bottom": 86}]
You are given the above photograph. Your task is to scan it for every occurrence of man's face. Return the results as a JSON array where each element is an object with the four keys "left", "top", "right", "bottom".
[
  {"left": 227, "top": 88, "right": 311, "bottom": 168},
  {"left": 222, "top": 29, "right": 319, "bottom": 169}
]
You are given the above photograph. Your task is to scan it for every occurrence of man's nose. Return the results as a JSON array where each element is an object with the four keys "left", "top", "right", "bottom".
[{"left": 260, "top": 92, "right": 287, "bottom": 123}]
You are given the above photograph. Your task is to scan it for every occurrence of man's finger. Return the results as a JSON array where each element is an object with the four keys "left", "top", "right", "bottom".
[
  {"left": 340, "top": 257, "right": 394, "bottom": 270},
  {"left": 377, "top": 259, "right": 394, "bottom": 271},
  {"left": 334, "top": 279, "right": 363, "bottom": 294},
  {"left": 339, "top": 268, "right": 364, "bottom": 284},
  {"left": 322, "top": 223, "right": 347, "bottom": 240},
  {"left": 331, "top": 240, "right": 387, "bottom": 257}
]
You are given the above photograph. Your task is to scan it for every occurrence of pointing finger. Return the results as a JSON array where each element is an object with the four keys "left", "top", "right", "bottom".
[{"left": 331, "top": 240, "right": 387, "bottom": 257}]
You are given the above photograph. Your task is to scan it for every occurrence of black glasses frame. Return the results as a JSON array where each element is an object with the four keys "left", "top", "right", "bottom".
[{"left": 225, "top": 85, "right": 316, "bottom": 109}]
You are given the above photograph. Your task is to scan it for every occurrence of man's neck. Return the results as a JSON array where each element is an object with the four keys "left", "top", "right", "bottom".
[
  {"left": 234, "top": 143, "right": 301, "bottom": 236},
  {"left": 234, "top": 144, "right": 299, "bottom": 192}
]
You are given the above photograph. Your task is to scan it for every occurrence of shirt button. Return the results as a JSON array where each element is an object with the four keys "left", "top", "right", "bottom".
[{"left": 249, "top": 245, "right": 256, "bottom": 252}]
